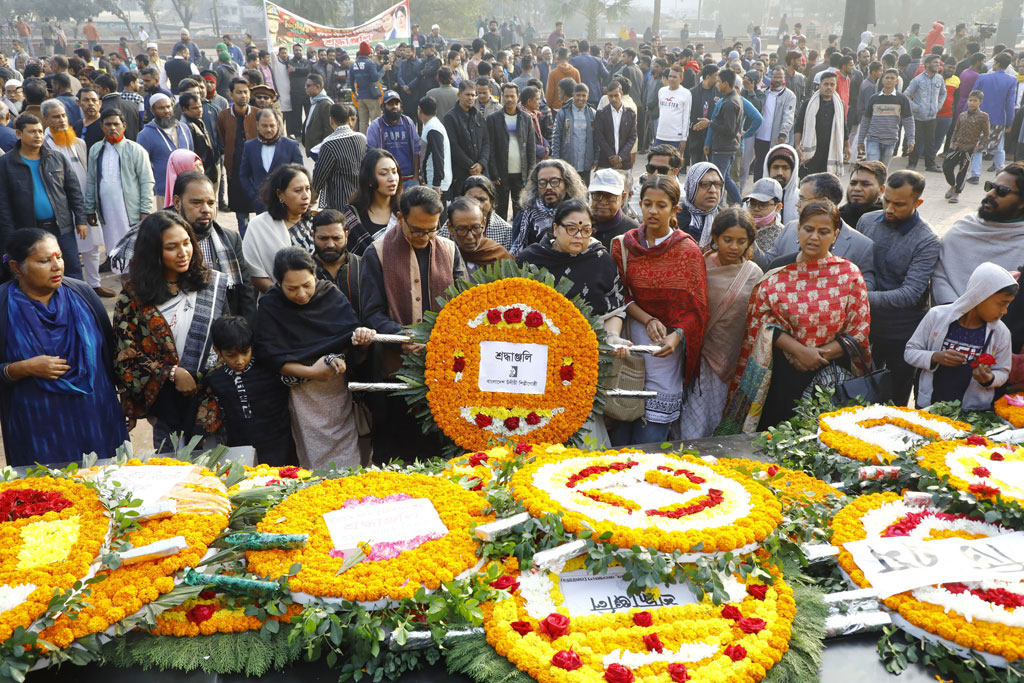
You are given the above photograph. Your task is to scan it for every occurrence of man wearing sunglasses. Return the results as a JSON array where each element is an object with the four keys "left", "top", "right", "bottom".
[{"left": 933, "top": 164, "right": 1024, "bottom": 304}]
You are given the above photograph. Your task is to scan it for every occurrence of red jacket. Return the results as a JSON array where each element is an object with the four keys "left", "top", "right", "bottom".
[{"left": 926, "top": 23, "right": 946, "bottom": 55}]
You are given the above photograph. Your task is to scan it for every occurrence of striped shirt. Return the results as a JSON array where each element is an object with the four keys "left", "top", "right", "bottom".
[{"left": 312, "top": 126, "right": 367, "bottom": 211}]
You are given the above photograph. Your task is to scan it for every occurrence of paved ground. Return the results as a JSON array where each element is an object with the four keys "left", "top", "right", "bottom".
[{"left": 0, "top": 147, "right": 997, "bottom": 466}]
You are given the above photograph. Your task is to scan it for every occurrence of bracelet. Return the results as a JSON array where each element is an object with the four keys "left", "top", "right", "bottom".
[{"left": 324, "top": 353, "right": 340, "bottom": 367}]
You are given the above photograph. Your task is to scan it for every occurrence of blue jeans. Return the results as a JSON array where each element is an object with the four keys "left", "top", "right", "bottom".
[
  {"left": 236, "top": 213, "right": 249, "bottom": 236},
  {"left": 865, "top": 140, "right": 895, "bottom": 166},
  {"left": 932, "top": 117, "right": 953, "bottom": 158},
  {"left": 710, "top": 152, "right": 742, "bottom": 204},
  {"left": 607, "top": 417, "right": 673, "bottom": 448},
  {"left": 972, "top": 147, "right": 1005, "bottom": 178},
  {"left": 54, "top": 229, "right": 83, "bottom": 281}
]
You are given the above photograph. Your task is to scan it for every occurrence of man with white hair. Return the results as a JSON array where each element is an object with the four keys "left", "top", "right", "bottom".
[
  {"left": 172, "top": 28, "right": 200, "bottom": 65},
  {"left": 41, "top": 98, "right": 109, "bottom": 295},
  {"left": 137, "top": 92, "right": 194, "bottom": 206}
]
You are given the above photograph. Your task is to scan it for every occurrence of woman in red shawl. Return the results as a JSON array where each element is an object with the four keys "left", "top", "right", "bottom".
[
  {"left": 610, "top": 174, "right": 709, "bottom": 445},
  {"left": 719, "top": 200, "right": 871, "bottom": 433}
]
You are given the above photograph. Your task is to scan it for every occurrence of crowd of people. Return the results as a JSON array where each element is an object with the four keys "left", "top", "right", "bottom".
[{"left": 2, "top": 19, "right": 1024, "bottom": 471}]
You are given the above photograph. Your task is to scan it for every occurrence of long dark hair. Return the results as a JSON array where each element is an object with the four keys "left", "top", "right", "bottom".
[
  {"left": 348, "top": 148, "right": 401, "bottom": 215},
  {"left": 260, "top": 163, "right": 311, "bottom": 221},
  {"left": 129, "top": 210, "right": 210, "bottom": 306}
]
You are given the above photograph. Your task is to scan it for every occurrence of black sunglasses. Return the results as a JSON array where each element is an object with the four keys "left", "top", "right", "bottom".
[
  {"left": 985, "top": 181, "right": 1020, "bottom": 198},
  {"left": 646, "top": 163, "right": 671, "bottom": 175}
]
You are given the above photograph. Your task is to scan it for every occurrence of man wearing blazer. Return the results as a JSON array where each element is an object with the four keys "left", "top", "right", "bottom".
[
  {"left": 239, "top": 108, "right": 303, "bottom": 213},
  {"left": 302, "top": 73, "right": 334, "bottom": 159},
  {"left": 594, "top": 81, "right": 637, "bottom": 171},
  {"left": 486, "top": 82, "right": 537, "bottom": 219}
]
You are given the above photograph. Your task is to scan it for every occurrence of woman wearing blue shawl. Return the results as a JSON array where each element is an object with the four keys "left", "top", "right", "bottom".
[{"left": 0, "top": 229, "right": 127, "bottom": 465}]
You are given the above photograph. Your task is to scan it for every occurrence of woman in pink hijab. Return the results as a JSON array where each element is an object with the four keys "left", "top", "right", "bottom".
[{"left": 163, "top": 149, "right": 204, "bottom": 207}]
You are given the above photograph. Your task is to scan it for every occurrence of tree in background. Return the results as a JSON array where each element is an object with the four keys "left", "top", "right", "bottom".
[
  {"left": 547, "top": 0, "right": 634, "bottom": 40},
  {"left": 138, "top": 0, "right": 162, "bottom": 39}
]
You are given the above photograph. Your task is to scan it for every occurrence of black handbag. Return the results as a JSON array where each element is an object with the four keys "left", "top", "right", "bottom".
[{"left": 831, "top": 334, "right": 896, "bottom": 405}]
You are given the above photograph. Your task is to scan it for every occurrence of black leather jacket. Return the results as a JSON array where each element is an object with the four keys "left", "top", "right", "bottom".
[{"left": 0, "top": 144, "right": 86, "bottom": 251}]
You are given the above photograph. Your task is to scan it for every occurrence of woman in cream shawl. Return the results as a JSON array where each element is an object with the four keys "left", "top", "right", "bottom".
[{"left": 679, "top": 208, "right": 762, "bottom": 438}]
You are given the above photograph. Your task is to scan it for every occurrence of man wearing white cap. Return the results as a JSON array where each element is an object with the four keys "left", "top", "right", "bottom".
[
  {"left": 3, "top": 80, "right": 24, "bottom": 116},
  {"left": 424, "top": 24, "right": 447, "bottom": 53},
  {"left": 589, "top": 168, "right": 638, "bottom": 249},
  {"left": 172, "top": 28, "right": 200, "bottom": 65},
  {"left": 137, "top": 92, "right": 194, "bottom": 206},
  {"left": 146, "top": 42, "right": 163, "bottom": 75}
]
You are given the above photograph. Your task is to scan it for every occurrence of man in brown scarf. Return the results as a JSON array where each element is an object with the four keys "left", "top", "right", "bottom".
[{"left": 446, "top": 196, "right": 512, "bottom": 274}]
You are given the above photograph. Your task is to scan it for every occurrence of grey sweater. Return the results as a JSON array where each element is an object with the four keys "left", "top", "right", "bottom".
[
  {"left": 858, "top": 90, "right": 916, "bottom": 147},
  {"left": 856, "top": 209, "right": 940, "bottom": 340}
]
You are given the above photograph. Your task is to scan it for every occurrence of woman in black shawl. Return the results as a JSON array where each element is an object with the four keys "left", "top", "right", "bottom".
[{"left": 255, "top": 247, "right": 375, "bottom": 469}]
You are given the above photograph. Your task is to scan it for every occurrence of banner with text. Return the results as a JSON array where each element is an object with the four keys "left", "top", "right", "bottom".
[{"left": 263, "top": 0, "right": 411, "bottom": 53}]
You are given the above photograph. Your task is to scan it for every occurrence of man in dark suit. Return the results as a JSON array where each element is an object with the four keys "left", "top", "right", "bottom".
[
  {"left": 594, "top": 80, "right": 637, "bottom": 170},
  {"left": 443, "top": 80, "right": 489, "bottom": 198},
  {"left": 486, "top": 82, "right": 536, "bottom": 219},
  {"left": 239, "top": 108, "right": 303, "bottom": 213}
]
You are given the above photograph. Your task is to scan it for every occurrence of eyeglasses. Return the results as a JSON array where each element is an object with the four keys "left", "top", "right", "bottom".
[
  {"left": 452, "top": 224, "right": 486, "bottom": 235},
  {"left": 646, "top": 164, "right": 671, "bottom": 174},
  {"left": 557, "top": 222, "right": 593, "bottom": 237},
  {"left": 985, "top": 181, "right": 1020, "bottom": 198},
  {"left": 537, "top": 177, "right": 564, "bottom": 189},
  {"left": 406, "top": 226, "right": 439, "bottom": 237},
  {"left": 698, "top": 180, "right": 724, "bottom": 191},
  {"left": 590, "top": 192, "right": 619, "bottom": 203}
]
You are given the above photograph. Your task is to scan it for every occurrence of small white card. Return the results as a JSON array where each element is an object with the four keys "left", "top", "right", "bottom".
[
  {"left": 477, "top": 342, "right": 548, "bottom": 395},
  {"left": 322, "top": 498, "right": 447, "bottom": 551},
  {"left": 844, "top": 531, "right": 1024, "bottom": 597},
  {"left": 558, "top": 566, "right": 698, "bottom": 615},
  {"left": 107, "top": 465, "right": 193, "bottom": 505}
]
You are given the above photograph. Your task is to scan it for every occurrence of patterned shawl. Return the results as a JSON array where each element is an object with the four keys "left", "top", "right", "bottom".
[
  {"left": 719, "top": 255, "right": 871, "bottom": 434},
  {"left": 613, "top": 227, "right": 708, "bottom": 383},
  {"left": 681, "top": 162, "right": 724, "bottom": 249}
]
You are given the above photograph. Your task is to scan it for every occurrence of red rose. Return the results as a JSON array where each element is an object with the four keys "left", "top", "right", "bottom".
[
  {"left": 525, "top": 311, "right": 544, "bottom": 328},
  {"left": 667, "top": 663, "right": 690, "bottom": 682},
  {"left": 490, "top": 575, "right": 520, "bottom": 592},
  {"left": 514, "top": 443, "right": 533, "bottom": 455},
  {"left": 721, "top": 605, "right": 743, "bottom": 621},
  {"left": 474, "top": 413, "right": 493, "bottom": 427},
  {"left": 973, "top": 466, "right": 992, "bottom": 478},
  {"left": 643, "top": 633, "right": 664, "bottom": 653},
  {"left": 604, "top": 663, "right": 635, "bottom": 683},
  {"left": 453, "top": 357, "right": 466, "bottom": 373},
  {"left": 969, "top": 482, "right": 1001, "bottom": 498},
  {"left": 486, "top": 308, "right": 503, "bottom": 324},
  {"left": 199, "top": 590, "right": 217, "bottom": 600},
  {"left": 560, "top": 365, "right": 575, "bottom": 382},
  {"left": 468, "top": 477, "right": 484, "bottom": 491},
  {"left": 278, "top": 466, "right": 301, "bottom": 479},
  {"left": 551, "top": 650, "right": 583, "bottom": 671},
  {"left": 504, "top": 416, "right": 520, "bottom": 431},
  {"left": 539, "top": 613, "right": 570, "bottom": 639},
  {"left": 991, "top": 453, "right": 1006, "bottom": 461},
  {"left": 511, "top": 621, "right": 533, "bottom": 635},
  {"left": 503, "top": 307, "right": 524, "bottom": 324},
  {"left": 724, "top": 644, "right": 747, "bottom": 661},
  {"left": 747, "top": 584, "right": 768, "bottom": 600},
  {"left": 632, "top": 611, "right": 653, "bottom": 627},
  {"left": 766, "top": 465, "right": 779, "bottom": 476},
  {"left": 186, "top": 604, "right": 217, "bottom": 624},
  {"left": 526, "top": 411, "right": 541, "bottom": 425},
  {"left": 972, "top": 353, "right": 997, "bottom": 368},
  {"left": 738, "top": 617, "right": 766, "bottom": 634},
  {"left": 966, "top": 435, "right": 988, "bottom": 446},
  {"left": 468, "top": 452, "right": 489, "bottom": 466}
]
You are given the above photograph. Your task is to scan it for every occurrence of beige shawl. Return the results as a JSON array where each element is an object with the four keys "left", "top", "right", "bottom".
[{"left": 702, "top": 257, "right": 763, "bottom": 382}]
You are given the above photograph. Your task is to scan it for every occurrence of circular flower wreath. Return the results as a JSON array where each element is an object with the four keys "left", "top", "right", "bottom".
[
  {"left": 39, "top": 458, "right": 230, "bottom": 650},
  {"left": 994, "top": 393, "right": 1024, "bottom": 428},
  {"left": 917, "top": 438, "right": 1024, "bottom": 505},
  {"left": 832, "top": 492, "right": 1024, "bottom": 662},
  {"left": 483, "top": 557, "right": 795, "bottom": 683},
  {"left": 0, "top": 477, "right": 108, "bottom": 646},
  {"left": 401, "top": 263, "right": 606, "bottom": 452},
  {"left": 511, "top": 448, "right": 781, "bottom": 554},
  {"left": 818, "top": 405, "right": 971, "bottom": 464},
  {"left": 245, "top": 472, "right": 493, "bottom": 603}
]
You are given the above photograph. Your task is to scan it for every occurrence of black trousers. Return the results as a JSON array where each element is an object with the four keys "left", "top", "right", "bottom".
[
  {"left": 751, "top": 138, "right": 772, "bottom": 181},
  {"left": 943, "top": 150, "right": 972, "bottom": 193},
  {"left": 908, "top": 118, "right": 938, "bottom": 169},
  {"left": 494, "top": 172, "right": 524, "bottom": 221},
  {"left": 870, "top": 334, "right": 917, "bottom": 407}
]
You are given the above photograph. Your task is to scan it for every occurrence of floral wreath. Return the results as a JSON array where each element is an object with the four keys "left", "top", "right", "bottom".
[
  {"left": 400, "top": 262, "right": 608, "bottom": 453},
  {"left": 994, "top": 393, "right": 1024, "bottom": 428},
  {"left": 245, "top": 471, "right": 494, "bottom": 603},
  {"left": 483, "top": 554, "right": 795, "bottom": 683},
  {"left": 511, "top": 448, "right": 781, "bottom": 554},
  {"left": 0, "top": 476, "right": 108, "bottom": 647},
  {"left": 150, "top": 592, "right": 302, "bottom": 637},
  {"left": 713, "top": 458, "right": 845, "bottom": 508},
  {"left": 817, "top": 405, "right": 971, "bottom": 464},
  {"left": 226, "top": 464, "right": 316, "bottom": 497},
  {"left": 39, "top": 458, "right": 230, "bottom": 649},
  {"left": 832, "top": 492, "right": 1024, "bottom": 664},
  {"left": 916, "top": 437, "right": 1024, "bottom": 505}
]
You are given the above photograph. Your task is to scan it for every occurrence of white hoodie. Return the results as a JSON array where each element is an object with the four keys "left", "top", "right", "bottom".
[{"left": 905, "top": 262, "right": 1016, "bottom": 410}]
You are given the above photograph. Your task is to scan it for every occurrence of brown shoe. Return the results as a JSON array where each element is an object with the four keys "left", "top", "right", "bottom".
[{"left": 93, "top": 286, "right": 116, "bottom": 298}]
